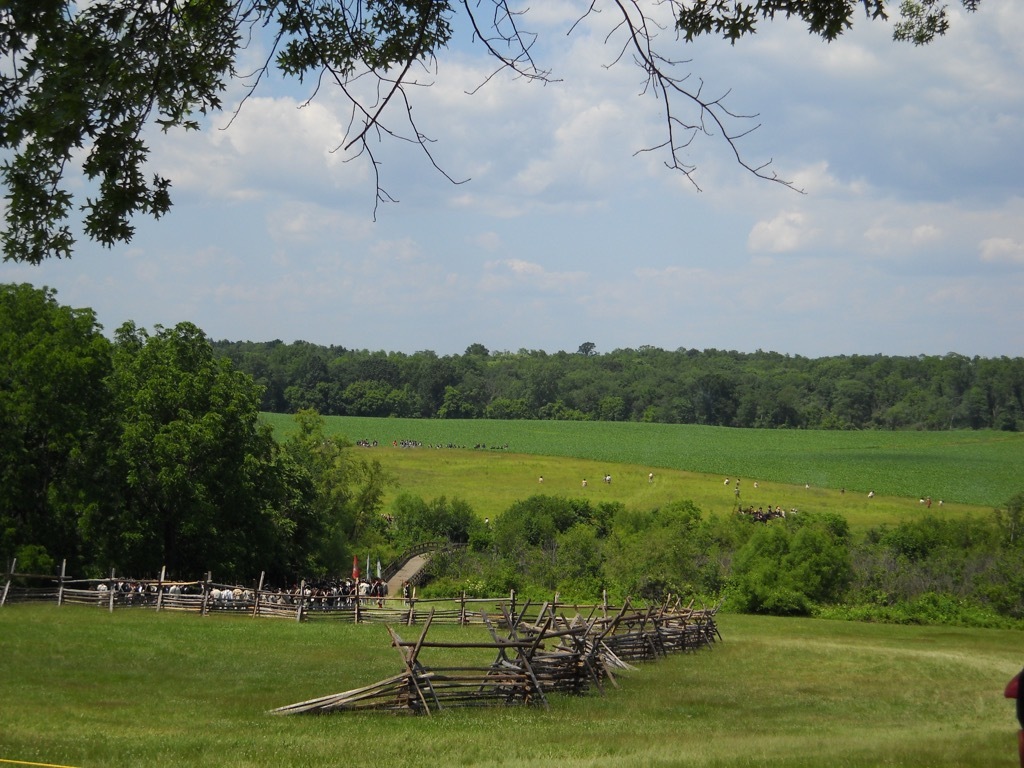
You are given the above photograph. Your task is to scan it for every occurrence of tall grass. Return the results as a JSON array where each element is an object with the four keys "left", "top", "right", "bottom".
[
  {"left": 261, "top": 415, "right": 1024, "bottom": 508},
  {"left": 0, "top": 605, "right": 1019, "bottom": 767}
]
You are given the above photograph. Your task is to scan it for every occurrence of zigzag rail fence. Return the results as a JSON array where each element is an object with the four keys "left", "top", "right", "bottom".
[
  {"left": 270, "top": 596, "right": 723, "bottom": 715},
  {"left": 3, "top": 556, "right": 723, "bottom": 716}
]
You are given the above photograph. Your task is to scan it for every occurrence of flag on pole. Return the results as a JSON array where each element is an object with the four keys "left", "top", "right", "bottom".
[
  {"left": 376, "top": 559, "right": 382, "bottom": 579},
  {"left": 351, "top": 555, "right": 359, "bottom": 581}
]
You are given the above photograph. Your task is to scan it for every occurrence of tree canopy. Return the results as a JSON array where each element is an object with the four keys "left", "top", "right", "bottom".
[
  {"left": 0, "top": 0, "right": 983, "bottom": 263},
  {"left": 93, "top": 320, "right": 285, "bottom": 576},
  {"left": 0, "top": 283, "right": 389, "bottom": 581},
  {"left": 0, "top": 283, "right": 112, "bottom": 571}
]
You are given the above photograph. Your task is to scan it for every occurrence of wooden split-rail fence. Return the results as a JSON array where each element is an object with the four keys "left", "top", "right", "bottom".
[
  {"left": 3, "top": 557, "right": 723, "bottom": 715},
  {"left": 3, "top": 558, "right": 700, "bottom": 630},
  {"left": 1, "top": 558, "right": 523, "bottom": 624},
  {"left": 270, "top": 596, "right": 722, "bottom": 716}
]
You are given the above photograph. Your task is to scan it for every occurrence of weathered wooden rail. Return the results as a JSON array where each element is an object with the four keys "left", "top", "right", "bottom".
[
  {"left": 271, "top": 609, "right": 602, "bottom": 715},
  {"left": 3, "top": 557, "right": 721, "bottom": 716},
  {"left": 270, "top": 597, "right": 722, "bottom": 716},
  {"left": 1, "top": 558, "right": 637, "bottom": 628},
  {"left": 2, "top": 559, "right": 720, "bottom": 655}
]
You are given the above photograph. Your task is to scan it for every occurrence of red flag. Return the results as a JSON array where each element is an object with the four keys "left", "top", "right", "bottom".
[{"left": 352, "top": 555, "right": 360, "bottom": 581}]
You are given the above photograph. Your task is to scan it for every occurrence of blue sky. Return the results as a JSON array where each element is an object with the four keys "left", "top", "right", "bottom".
[{"left": 3, "top": 2, "right": 1023, "bottom": 358}]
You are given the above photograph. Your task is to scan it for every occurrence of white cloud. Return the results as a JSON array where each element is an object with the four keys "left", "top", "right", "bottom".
[
  {"left": 153, "top": 95, "right": 370, "bottom": 205},
  {"left": 479, "top": 258, "right": 588, "bottom": 293},
  {"left": 979, "top": 238, "right": 1024, "bottom": 265},
  {"left": 910, "top": 225, "right": 941, "bottom": 245},
  {"left": 748, "top": 212, "right": 816, "bottom": 253},
  {"left": 471, "top": 231, "right": 502, "bottom": 251},
  {"left": 265, "top": 202, "right": 374, "bottom": 246}
]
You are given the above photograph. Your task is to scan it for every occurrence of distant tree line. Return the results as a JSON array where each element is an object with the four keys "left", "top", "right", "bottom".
[{"left": 211, "top": 340, "right": 1024, "bottom": 431}]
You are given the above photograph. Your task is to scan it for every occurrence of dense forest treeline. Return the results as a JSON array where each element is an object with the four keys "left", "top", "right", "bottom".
[{"left": 211, "top": 340, "right": 1024, "bottom": 430}]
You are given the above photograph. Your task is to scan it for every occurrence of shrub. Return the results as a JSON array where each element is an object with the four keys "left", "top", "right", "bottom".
[{"left": 729, "top": 513, "right": 852, "bottom": 616}]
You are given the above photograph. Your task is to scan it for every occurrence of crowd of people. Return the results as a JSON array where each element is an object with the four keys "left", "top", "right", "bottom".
[
  {"left": 352, "top": 438, "right": 511, "bottom": 450},
  {"left": 92, "top": 576, "right": 402, "bottom": 611},
  {"left": 275, "top": 578, "right": 392, "bottom": 610},
  {"left": 736, "top": 505, "right": 790, "bottom": 523}
]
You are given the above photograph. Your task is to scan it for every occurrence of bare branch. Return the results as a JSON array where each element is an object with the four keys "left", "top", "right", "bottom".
[
  {"left": 603, "top": 0, "right": 803, "bottom": 192},
  {"left": 460, "top": 0, "right": 558, "bottom": 94}
]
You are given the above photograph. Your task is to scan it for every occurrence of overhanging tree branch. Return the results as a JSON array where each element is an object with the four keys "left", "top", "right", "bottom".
[{"left": 0, "top": 0, "right": 982, "bottom": 262}]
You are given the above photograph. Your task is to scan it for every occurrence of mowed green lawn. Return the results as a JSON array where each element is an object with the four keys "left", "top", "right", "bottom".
[
  {"left": 0, "top": 605, "right": 1020, "bottom": 768},
  {"left": 263, "top": 414, "right": 1019, "bottom": 527}
]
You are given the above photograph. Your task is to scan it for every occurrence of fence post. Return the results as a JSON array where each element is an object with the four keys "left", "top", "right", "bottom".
[
  {"left": 252, "top": 572, "right": 265, "bottom": 619},
  {"left": 156, "top": 566, "right": 166, "bottom": 612},
  {"left": 201, "top": 572, "right": 212, "bottom": 616},
  {"left": 295, "top": 579, "right": 306, "bottom": 623},
  {"left": 56, "top": 559, "right": 67, "bottom": 606},
  {"left": 460, "top": 591, "right": 467, "bottom": 626},
  {"left": 509, "top": 588, "right": 517, "bottom": 620},
  {"left": 1, "top": 558, "right": 16, "bottom": 607},
  {"left": 108, "top": 569, "right": 116, "bottom": 613}
]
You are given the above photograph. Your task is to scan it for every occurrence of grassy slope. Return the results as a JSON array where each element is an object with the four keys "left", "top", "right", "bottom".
[
  {"left": 261, "top": 414, "right": 1024, "bottom": 506},
  {"left": 0, "top": 605, "right": 1019, "bottom": 768},
  {"left": 363, "top": 446, "right": 981, "bottom": 531},
  {"left": 262, "top": 414, "right": 1014, "bottom": 528}
]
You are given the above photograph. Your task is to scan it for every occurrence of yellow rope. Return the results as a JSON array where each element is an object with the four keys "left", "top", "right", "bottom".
[{"left": 0, "top": 759, "right": 80, "bottom": 768}]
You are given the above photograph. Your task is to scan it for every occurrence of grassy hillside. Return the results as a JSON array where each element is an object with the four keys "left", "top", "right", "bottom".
[
  {"left": 261, "top": 414, "right": 1022, "bottom": 524},
  {"left": 0, "top": 605, "right": 1019, "bottom": 768}
]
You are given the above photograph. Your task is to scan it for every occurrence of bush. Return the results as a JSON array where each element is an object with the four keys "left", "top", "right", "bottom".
[
  {"left": 728, "top": 513, "right": 852, "bottom": 616},
  {"left": 816, "top": 593, "right": 1024, "bottom": 629},
  {"left": 390, "top": 493, "right": 476, "bottom": 547}
]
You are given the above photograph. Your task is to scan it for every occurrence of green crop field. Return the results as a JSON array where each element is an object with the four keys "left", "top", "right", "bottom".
[
  {"left": 261, "top": 414, "right": 1024, "bottom": 525},
  {"left": 0, "top": 604, "right": 1020, "bottom": 768}
]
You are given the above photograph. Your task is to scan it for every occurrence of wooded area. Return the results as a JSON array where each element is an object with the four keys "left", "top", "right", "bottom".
[
  {"left": 212, "top": 339, "right": 1024, "bottom": 431},
  {"left": 1, "top": 284, "right": 391, "bottom": 583}
]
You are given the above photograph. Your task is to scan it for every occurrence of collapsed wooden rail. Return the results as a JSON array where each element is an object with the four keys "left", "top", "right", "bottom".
[
  {"left": 271, "top": 611, "right": 551, "bottom": 715},
  {"left": 594, "top": 596, "right": 724, "bottom": 662}
]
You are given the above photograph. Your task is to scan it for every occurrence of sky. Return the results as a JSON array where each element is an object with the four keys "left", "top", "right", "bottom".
[{"left": 3, "top": 1, "right": 1023, "bottom": 359}]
